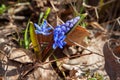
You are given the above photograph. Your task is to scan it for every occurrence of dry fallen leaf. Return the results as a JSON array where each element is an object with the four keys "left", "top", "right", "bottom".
[
  {"left": 103, "top": 39, "right": 120, "bottom": 80},
  {"left": 113, "top": 46, "right": 120, "bottom": 58},
  {"left": 9, "top": 48, "right": 35, "bottom": 63},
  {"left": 66, "top": 26, "right": 90, "bottom": 46}
]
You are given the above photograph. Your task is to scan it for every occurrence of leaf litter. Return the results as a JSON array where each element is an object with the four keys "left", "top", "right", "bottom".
[{"left": 0, "top": 0, "right": 120, "bottom": 80}]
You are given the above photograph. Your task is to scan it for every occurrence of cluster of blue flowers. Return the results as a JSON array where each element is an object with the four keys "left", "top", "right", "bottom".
[
  {"left": 53, "top": 16, "right": 80, "bottom": 49},
  {"left": 34, "top": 16, "right": 80, "bottom": 49},
  {"left": 34, "top": 20, "right": 52, "bottom": 35}
]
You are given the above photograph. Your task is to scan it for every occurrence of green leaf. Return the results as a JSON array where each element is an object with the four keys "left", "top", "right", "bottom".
[
  {"left": 38, "top": 12, "right": 44, "bottom": 25},
  {"left": 29, "top": 21, "right": 41, "bottom": 59},
  {"left": 99, "top": 0, "right": 104, "bottom": 7},
  {"left": 0, "top": 4, "right": 6, "bottom": 14},
  {"left": 24, "top": 20, "right": 30, "bottom": 49},
  {"left": 43, "top": 7, "right": 51, "bottom": 20}
]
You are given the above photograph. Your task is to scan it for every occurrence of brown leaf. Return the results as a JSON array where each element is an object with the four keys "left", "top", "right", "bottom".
[
  {"left": 66, "top": 26, "right": 90, "bottom": 46},
  {"left": 37, "top": 34, "right": 53, "bottom": 44},
  {"left": 9, "top": 48, "right": 35, "bottom": 63},
  {"left": 113, "top": 46, "right": 120, "bottom": 57},
  {"left": 103, "top": 39, "right": 120, "bottom": 80}
]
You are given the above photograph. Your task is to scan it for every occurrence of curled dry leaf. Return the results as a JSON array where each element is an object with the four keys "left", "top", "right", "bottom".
[
  {"left": 103, "top": 39, "right": 120, "bottom": 80},
  {"left": 9, "top": 48, "right": 35, "bottom": 63},
  {"left": 113, "top": 46, "right": 120, "bottom": 58},
  {"left": 66, "top": 26, "right": 90, "bottom": 46}
]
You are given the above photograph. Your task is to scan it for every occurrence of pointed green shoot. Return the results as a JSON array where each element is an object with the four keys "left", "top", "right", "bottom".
[
  {"left": 43, "top": 7, "right": 51, "bottom": 20},
  {"left": 24, "top": 20, "right": 30, "bottom": 49},
  {"left": 38, "top": 12, "right": 44, "bottom": 25},
  {"left": 29, "top": 21, "right": 41, "bottom": 59}
]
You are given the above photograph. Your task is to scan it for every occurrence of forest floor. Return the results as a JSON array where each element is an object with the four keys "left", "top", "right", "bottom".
[{"left": 0, "top": 0, "right": 120, "bottom": 80}]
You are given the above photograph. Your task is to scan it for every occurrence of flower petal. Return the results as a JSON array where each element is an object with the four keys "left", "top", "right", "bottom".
[
  {"left": 53, "top": 16, "right": 80, "bottom": 49},
  {"left": 34, "top": 20, "right": 52, "bottom": 35},
  {"left": 34, "top": 23, "right": 42, "bottom": 30}
]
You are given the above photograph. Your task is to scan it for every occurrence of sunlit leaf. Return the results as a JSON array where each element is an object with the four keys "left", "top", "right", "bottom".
[
  {"left": 66, "top": 26, "right": 89, "bottom": 46},
  {"left": 9, "top": 48, "right": 35, "bottom": 63}
]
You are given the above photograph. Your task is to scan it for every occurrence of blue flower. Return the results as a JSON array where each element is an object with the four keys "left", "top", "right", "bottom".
[
  {"left": 53, "top": 16, "right": 80, "bottom": 49},
  {"left": 53, "top": 34, "right": 66, "bottom": 49},
  {"left": 34, "top": 20, "right": 52, "bottom": 35}
]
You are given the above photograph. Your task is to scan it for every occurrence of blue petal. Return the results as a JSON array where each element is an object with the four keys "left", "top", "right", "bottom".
[
  {"left": 72, "top": 16, "right": 80, "bottom": 24},
  {"left": 53, "top": 42, "right": 57, "bottom": 49},
  {"left": 54, "top": 34, "right": 59, "bottom": 41},
  {"left": 34, "top": 20, "right": 52, "bottom": 35},
  {"left": 42, "top": 32, "right": 51, "bottom": 35},
  {"left": 55, "top": 27, "right": 62, "bottom": 32},
  {"left": 58, "top": 43, "right": 63, "bottom": 48},
  {"left": 69, "top": 23, "right": 74, "bottom": 28},
  {"left": 43, "top": 20, "right": 47, "bottom": 27},
  {"left": 70, "top": 19, "right": 73, "bottom": 22},
  {"left": 76, "top": 16, "right": 80, "bottom": 20},
  {"left": 34, "top": 23, "right": 42, "bottom": 30},
  {"left": 53, "top": 44, "right": 56, "bottom": 49},
  {"left": 65, "top": 22, "right": 70, "bottom": 27},
  {"left": 59, "top": 35, "right": 66, "bottom": 40},
  {"left": 66, "top": 27, "right": 70, "bottom": 31},
  {"left": 61, "top": 26, "right": 67, "bottom": 32},
  {"left": 35, "top": 30, "right": 42, "bottom": 34},
  {"left": 56, "top": 40, "right": 64, "bottom": 49}
]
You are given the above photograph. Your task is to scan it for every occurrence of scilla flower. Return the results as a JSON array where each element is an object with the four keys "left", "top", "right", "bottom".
[
  {"left": 34, "top": 20, "right": 52, "bottom": 35},
  {"left": 53, "top": 16, "right": 80, "bottom": 49}
]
